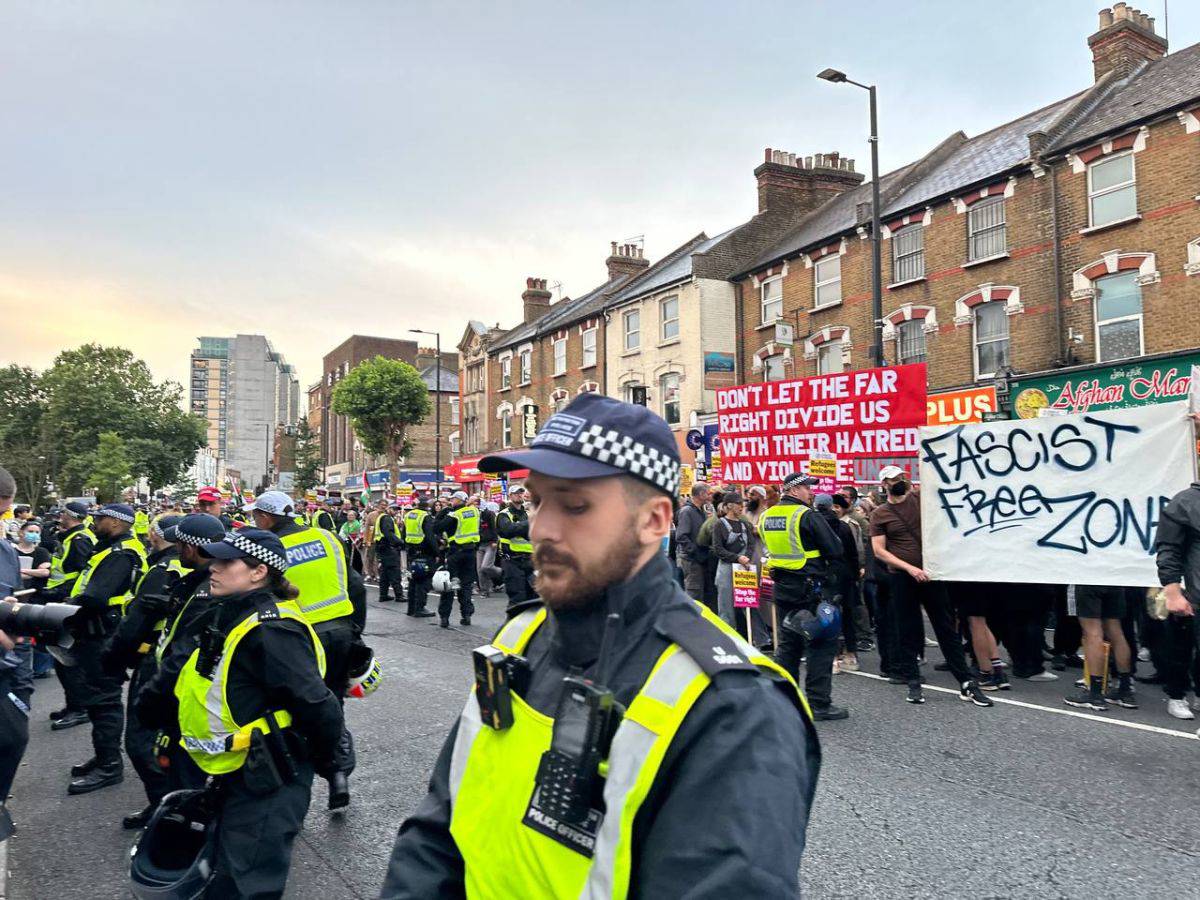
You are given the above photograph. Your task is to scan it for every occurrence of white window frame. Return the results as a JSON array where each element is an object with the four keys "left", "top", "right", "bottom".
[
  {"left": 763, "top": 354, "right": 786, "bottom": 382},
  {"left": 450, "top": 397, "right": 460, "bottom": 426},
  {"left": 816, "top": 343, "right": 843, "bottom": 375},
  {"left": 581, "top": 327, "right": 597, "bottom": 367},
  {"left": 501, "top": 410, "right": 512, "bottom": 448},
  {"left": 813, "top": 256, "right": 841, "bottom": 308},
  {"left": 1087, "top": 151, "right": 1137, "bottom": 228},
  {"left": 660, "top": 372, "right": 681, "bottom": 426},
  {"left": 519, "top": 349, "right": 532, "bottom": 385},
  {"left": 623, "top": 309, "right": 641, "bottom": 351},
  {"left": 892, "top": 225, "right": 925, "bottom": 283},
  {"left": 973, "top": 301, "right": 1010, "bottom": 380},
  {"left": 967, "top": 196, "right": 1007, "bottom": 261},
  {"left": 895, "top": 320, "right": 927, "bottom": 365},
  {"left": 553, "top": 337, "right": 567, "bottom": 376},
  {"left": 660, "top": 295, "right": 680, "bottom": 342},
  {"left": 1093, "top": 271, "right": 1144, "bottom": 363},
  {"left": 761, "top": 277, "right": 783, "bottom": 323},
  {"left": 500, "top": 357, "right": 511, "bottom": 390}
]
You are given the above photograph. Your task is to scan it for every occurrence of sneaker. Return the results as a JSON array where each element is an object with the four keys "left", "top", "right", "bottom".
[
  {"left": 979, "top": 671, "right": 1001, "bottom": 692},
  {"left": 992, "top": 668, "right": 1011, "bottom": 691},
  {"left": 1024, "top": 671, "right": 1059, "bottom": 682},
  {"left": 811, "top": 705, "right": 850, "bottom": 721},
  {"left": 906, "top": 683, "right": 925, "bottom": 704},
  {"left": 439, "top": 618, "right": 450, "bottom": 628},
  {"left": 855, "top": 639, "right": 875, "bottom": 653},
  {"left": 1064, "top": 687, "right": 1107, "bottom": 711},
  {"left": 1050, "top": 654, "right": 1067, "bottom": 671},
  {"left": 886, "top": 675, "right": 908, "bottom": 685},
  {"left": 1105, "top": 687, "right": 1138, "bottom": 709},
  {"left": 1166, "top": 699, "right": 1195, "bottom": 720},
  {"left": 959, "top": 680, "right": 994, "bottom": 707},
  {"left": 1137, "top": 647, "right": 1150, "bottom": 662},
  {"left": 924, "top": 636, "right": 938, "bottom": 647}
]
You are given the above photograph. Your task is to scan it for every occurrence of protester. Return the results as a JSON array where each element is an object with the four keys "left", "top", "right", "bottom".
[
  {"left": 675, "top": 482, "right": 711, "bottom": 602},
  {"left": 712, "top": 492, "right": 752, "bottom": 628}
]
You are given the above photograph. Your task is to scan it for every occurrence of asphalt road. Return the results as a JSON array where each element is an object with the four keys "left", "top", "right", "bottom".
[{"left": 6, "top": 587, "right": 1199, "bottom": 898}]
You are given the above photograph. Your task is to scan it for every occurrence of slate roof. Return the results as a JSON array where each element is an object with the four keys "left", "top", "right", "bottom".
[
  {"left": 419, "top": 364, "right": 459, "bottom": 393},
  {"left": 607, "top": 232, "right": 718, "bottom": 307},
  {"left": 1048, "top": 39, "right": 1200, "bottom": 151},
  {"left": 488, "top": 272, "right": 635, "bottom": 352}
]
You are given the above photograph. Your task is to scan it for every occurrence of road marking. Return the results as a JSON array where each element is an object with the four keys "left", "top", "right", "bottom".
[{"left": 842, "top": 669, "right": 1200, "bottom": 741}]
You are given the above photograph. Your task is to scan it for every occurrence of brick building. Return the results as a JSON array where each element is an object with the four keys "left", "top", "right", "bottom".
[{"left": 732, "top": 7, "right": 1199, "bottom": 402}]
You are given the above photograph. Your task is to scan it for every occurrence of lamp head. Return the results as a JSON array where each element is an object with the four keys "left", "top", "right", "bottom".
[{"left": 817, "top": 68, "right": 847, "bottom": 83}]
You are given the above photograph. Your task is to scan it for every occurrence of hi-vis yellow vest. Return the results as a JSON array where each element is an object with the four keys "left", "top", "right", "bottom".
[
  {"left": 133, "top": 556, "right": 191, "bottom": 653},
  {"left": 756, "top": 503, "right": 821, "bottom": 572},
  {"left": 175, "top": 602, "right": 325, "bottom": 774},
  {"left": 47, "top": 526, "right": 95, "bottom": 589},
  {"left": 447, "top": 603, "right": 812, "bottom": 899},
  {"left": 279, "top": 526, "right": 353, "bottom": 624},
  {"left": 404, "top": 509, "right": 429, "bottom": 544},
  {"left": 497, "top": 508, "right": 532, "bottom": 555},
  {"left": 70, "top": 534, "right": 149, "bottom": 610},
  {"left": 374, "top": 514, "right": 399, "bottom": 544},
  {"left": 448, "top": 507, "right": 481, "bottom": 546}
]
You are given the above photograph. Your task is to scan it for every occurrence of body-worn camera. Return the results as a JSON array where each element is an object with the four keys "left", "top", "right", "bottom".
[{"left": 473, "top": 645, "right": 530, "bottom": 730}]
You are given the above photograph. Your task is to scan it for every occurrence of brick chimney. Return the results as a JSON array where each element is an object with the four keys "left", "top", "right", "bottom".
[
  {"left": 606, "top": 242, "right": 649, "bottom": 281},
  {"left": 755, "top": 149, "right": 865, "bottom": 217},
  {"left": 522, "top": 277, "right": 552, "bottom": 324},
  {"left": 1089, "top": 4, "right": 1166, "bottom": 82}
]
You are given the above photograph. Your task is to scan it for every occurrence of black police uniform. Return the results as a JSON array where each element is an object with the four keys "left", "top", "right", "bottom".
[
  {"left": 102, "top": 544, "right": 183, "bottom": 810},
  {"left": 495, "top": 502, "right": 537, "bottom": 610},
  {"left": 405, "top": 510, "right": 438, "bottom": 617},
  {"left": 434, "top": 506, "right": 477, "bottom": 625},
  {"left": 68, "top": 528, "right": 142, "bottom": 787},
  {"left": 313, "top": 508, "right": 337, "bottom": 534},
  {"left": 0, "top": 539, "right": 32, "bottom": 808},
  {"left": 382, "top": 553, "right": 820, "bottom": 897},
  {"left": 375, "top": 511, "right": 406, "bottom": 604},
  {"left": 38, "top": 521, "right": 95, "bottom": 722},
  {"left": 769, "top": 495, "right": 844, "bottom": 713}
]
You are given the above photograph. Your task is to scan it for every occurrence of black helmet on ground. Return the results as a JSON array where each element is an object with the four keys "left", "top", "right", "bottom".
[{"left": 128, "top": 788, "right": 219, "bottom": 899}]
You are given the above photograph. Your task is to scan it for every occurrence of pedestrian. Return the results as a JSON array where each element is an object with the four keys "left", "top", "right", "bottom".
[
  {"left": 476, "top": 498, "right": 499, "bottom": 597},
  {"left": 339, "top": 507, "right": 364, "bottom": 573},
  {"left": 14, "top": 519, "right": 52, "bottom": 588},
  {"left": 1153, "top": 478, "right": 1200, "bottom": 731},
  {"left": 194, "top": 486, "right": 233, "bottom": 529},
  {"left": 818, "top": 493, "right": 860, "bottom": 672},
  {"left": 1062, "top": 584, "right": 1136, "bottom": 711},
  {"left": 758, "top": 474, "right": 848, "bottom": 720},
  {"left": 244, "top": 490, "right": 359, "bottom": 809},
  {"left": 675, "top": 482, "right": 711, "bottom": 602},
  {"left": 434, "top": 491, "right": 479, "bottom": 627},
  {"left": 363, "top": 500, "right": 383, "bottom": 583},
  {"left": 712, "top": 492, "right": 752, "bottom": 628},
  {"left": 382, "top": 393, "right": 819, "bottom": 898},
  {"left": 495, "top": 485, "right": 536, "bottom": 611},
  {"left": 401, "top": 500, "right": 437, "bottom": 618},
  {"left": 63, "top": 503, "right": 149, "bottom": 794},
  {"left": 869, "top": 466, "right": 992, "bottom": 708}
]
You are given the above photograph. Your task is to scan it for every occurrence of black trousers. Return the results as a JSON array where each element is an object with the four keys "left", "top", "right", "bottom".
[
  {"left": 315, "top": 620, "right": 357, "bottom": 778},
  {"left": 54, "top": 655, "right": 87, "bottom": 713},
  {"left": 74, "top": 636, "right": 125, "bottom": 765},
  {"left": 204, "top": 760, "right": 314, "bottom": 899},
  {"left": 439, "top": 547, "right": 477, "bottom": 621},
  {"left": 772, "top": 571, "right": 837, "bottom": 711},
  {"left": 1163, "top": 611, "right": 1200, "bottom": 700},
  {"left": 377, "top": 550, "right": 404, "bottom": 603},
  {"left": 889, "top": 571, "right": 971, "bottom": 685},
  {"left": 501, "top": 556, "right": 537, "bottom": 610},
  {"left": 407, "top": 554, "right": 433, "bottom": 614},
  {"left": 125, "top": 655, "right": 169, "bottom": 805},
  {"left": 0, "top": 670, "right": 30, "bottom": 802}
]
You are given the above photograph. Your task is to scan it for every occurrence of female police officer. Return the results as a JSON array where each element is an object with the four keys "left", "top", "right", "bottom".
[{"left": 142, "top": 528, "right": 343, "bottom": 898}]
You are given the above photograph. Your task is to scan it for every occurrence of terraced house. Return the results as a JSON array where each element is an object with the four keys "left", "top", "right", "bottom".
[{"left": 734, "top": 7, "right": 1200, "bottom": 399}]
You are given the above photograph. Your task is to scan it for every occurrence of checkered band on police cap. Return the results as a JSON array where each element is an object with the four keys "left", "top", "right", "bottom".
[
  {"left": 572, "top": 425, "right": 681, "bottom": 495},
  {"left": 222, "top": 531, "right": 289, "bottom": 571},
  {"left": 95, "top": 504, "right": 135, "bottom": 524}
]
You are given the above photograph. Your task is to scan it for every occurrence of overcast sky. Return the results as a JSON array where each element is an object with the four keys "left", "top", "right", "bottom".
[{"left": 3, "top": 1, "right": 1196, "bottom": 396}]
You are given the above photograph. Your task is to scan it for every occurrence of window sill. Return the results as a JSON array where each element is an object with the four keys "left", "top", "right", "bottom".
[
  {"left": 755, "top": 321, "right": 781, "bottom": 331},
  {"left": 887, "top": 276, "right": 927, "bottom": 290},
  {"left": 1080, "top": 214, "right": 1141, "bottom": 235},
  {"left": 963, "top": 252, "right": 1010, "bottom": 269},
  {"left": 657, "top": 338, "right": 682, "bottom": 349},
  {"left": 621, "top": 348, "right": 641, "bottom": 357},
  {"left": 499, "top": 385, "right": 512, "bottom": 392},
  {"left": 552, "top": 370, "right": 567, "bottom": 378},
  {"left": 810, "top": 300, "right": 843, "bottom": 313},
  {"left": 517, "top": 380, "right": 532, "bottom": 388},
  {"left": 579, "top": 362, "right": 597, "bottom": 371}
]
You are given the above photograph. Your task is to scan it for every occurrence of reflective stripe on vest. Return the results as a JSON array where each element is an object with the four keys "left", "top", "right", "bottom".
[
  {"left": 375, "top": 514, "right": 399, "bottom": 544},
  {"left": 46, "top": 528, "right": 94, "bottom": 589},
  {"left": 404, "top": 510, "right": 429, "bottom": 544},
  {"left": 756, "top": 503, "right": 821, "bottom": 571},
  {"left": 136, "top": 557, "right": 191, "bottom": 649},
  {"left": 446, "top": 604, "right": 809, "bottom": 899},
  {"left": 174, "top": 603, "right": 325, "bottom": 774},
  {"left": 70, "top": 535, "right": 149, "bottom": 609},
  {"left": 279, "top": 526, "right": 354, "bottom": 624},
  {"left": 134, "top": 511, "right": 150, "bottom": 535},
  {"left": 497, "top": 509, "right": 533, "bottom": 555},
  {"left": 449, "top": 507, "right": 481, "bottom": 545}
]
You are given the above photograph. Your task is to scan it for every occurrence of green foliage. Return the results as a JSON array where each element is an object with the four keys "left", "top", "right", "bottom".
[
  {"left": 293, "top": 418, "right": 323, "bottom": 494},
  {"left": 331, "top": 356, "right": 431, "bottom": 485},
  {"left": 83, "top": 432, "right": 132, "bottom": 503},
  {"left": 0, "top": 365, "right": 53, "bottom": 508}
]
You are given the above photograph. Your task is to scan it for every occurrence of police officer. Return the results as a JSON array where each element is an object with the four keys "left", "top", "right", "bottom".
[
  {"left": 65, "top": 503, "right": 148, "bottom": 794},
  {"left": 313, "top": 500, "right": 337, "bottom": 534},
  {"left": 39, "top": 500, "right": 96, "bottom": 730},
  {"left": 134, "top": 513, "right": 227, "bottom": 794},
  {"left": 757, "top": 472, "right": 848, "bottom": 721},
  {"left": 100, "top": 514, "right": 186, "bottom": 828},
  {"left": 402, "top": 500, "right": 437, "bottom": 618},
  {"left": 434, "top": 491, "right": 479, "bottom": 627},
  {"left": 172, "top": 529, "right": 342, "bottom": 898},
  {"left": 496, "top": 485, "right": 537, "bottom": 611},
  {"left": 245, "top": 491, "right": 359, "bottom": 810},
  {"left": 374, "top": 502, "right": 406, "bottom": 604},
  {"left": 382, "top": 393, "right": 819, "bottom": 897},
  {"left": 132, "top": 506, "right": 151, "bottom": 547}
]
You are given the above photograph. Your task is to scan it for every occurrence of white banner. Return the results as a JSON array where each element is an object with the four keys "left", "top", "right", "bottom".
[{"left": 920, "top": 401, "right": 1195, "bottom": 586}]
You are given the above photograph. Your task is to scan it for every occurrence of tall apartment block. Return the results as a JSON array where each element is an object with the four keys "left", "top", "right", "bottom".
[{"left": 190, "top": 334, "right": 301, "bottom": 490}]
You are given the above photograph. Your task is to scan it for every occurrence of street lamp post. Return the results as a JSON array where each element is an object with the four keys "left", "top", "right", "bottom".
[
  {"left": 818, "top": 67, "right": 884, "bottom": 369},
  {"left": 409, "top": 329, "right": 442, "bottom": 492}
]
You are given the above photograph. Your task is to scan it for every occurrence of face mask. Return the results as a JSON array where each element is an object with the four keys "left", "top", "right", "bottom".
[
  {"left": 888, "top": 480, "right": 910, "bottom": 498},
  {"left": 22, "top": 532, "right": 40, "bottom": 545}
]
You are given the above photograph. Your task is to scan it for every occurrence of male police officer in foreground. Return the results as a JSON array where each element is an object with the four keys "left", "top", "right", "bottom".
[{"left": 382, "top": 393, "right": 818, "bottom": 898}]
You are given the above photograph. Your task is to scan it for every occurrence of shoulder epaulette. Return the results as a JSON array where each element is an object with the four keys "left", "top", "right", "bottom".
[{"left": 654, "top": 602, "right": 759, "bottom": 678}]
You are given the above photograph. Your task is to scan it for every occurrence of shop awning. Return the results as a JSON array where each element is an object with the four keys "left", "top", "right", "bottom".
[{"left": 444, "top": 454, "right": 529, "bottom": 482}]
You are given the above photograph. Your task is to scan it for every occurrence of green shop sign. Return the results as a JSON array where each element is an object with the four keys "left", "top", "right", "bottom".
[{"left": 1009, "top": 352, "right": 1200, "bottom": 420}]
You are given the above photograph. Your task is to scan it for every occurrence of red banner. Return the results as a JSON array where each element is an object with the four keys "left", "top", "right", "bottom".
[{"left": 714, "top": 364, "right": 927, "bottom": 485}]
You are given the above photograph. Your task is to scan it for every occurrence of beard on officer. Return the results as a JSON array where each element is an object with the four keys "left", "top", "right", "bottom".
[{"left": 381, "top": 393, "right": 820, "bottom": 899}]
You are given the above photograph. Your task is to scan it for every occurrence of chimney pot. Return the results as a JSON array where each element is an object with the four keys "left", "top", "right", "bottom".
[
  {"left": 764, "top": 148, "right": 773, "bottom": 163},
  {"left": 1113, "top": 1, "right": 1127, "bottom": 20},
  {"left": 1099, "top": 7, "right": 1113, "bottom": 27},
  {"left": 610, "top": 240, "right": 617, "bottom": 254},
  {"left": 1146, "top": 15, "right": 1154, "bottom": 31}
]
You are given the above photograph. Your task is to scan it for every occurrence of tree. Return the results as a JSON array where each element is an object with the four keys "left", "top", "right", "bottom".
[
  {"left": 84, "top": 432, "right": 132, "bottom": 503},
  {"left": 0, "top": 365, "right": 53, "bottom": 508},
  {"left": 293, "top": 419, "right": 323, "bottom": 494},
  {"left": 331, "top": 356, "right": 431, "bottom": 489}
]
